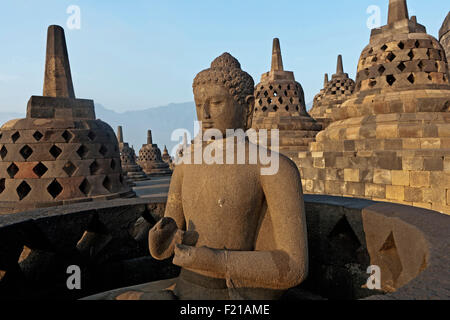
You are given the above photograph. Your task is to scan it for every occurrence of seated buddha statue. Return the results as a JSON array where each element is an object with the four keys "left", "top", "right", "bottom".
[{"left": 85, "top": 53, "right": 308, "bottom": 300}]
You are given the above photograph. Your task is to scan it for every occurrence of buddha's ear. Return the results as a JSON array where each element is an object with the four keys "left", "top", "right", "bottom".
[
  {"left": 245, "top": 95, "right": 255, "bottom": 130},
  {"left": 245, "top": 95, "right": 255, "bottom": 115}
]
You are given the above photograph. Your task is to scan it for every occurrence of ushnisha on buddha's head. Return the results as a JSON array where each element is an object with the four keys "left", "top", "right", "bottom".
[{"left": 193, "top": 53, "right": 255, "bottom": 135}]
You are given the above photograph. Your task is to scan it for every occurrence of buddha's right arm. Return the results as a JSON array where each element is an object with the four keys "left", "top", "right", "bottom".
[{"left": 148, "top": 165, "right": 186, "bottom": 260}]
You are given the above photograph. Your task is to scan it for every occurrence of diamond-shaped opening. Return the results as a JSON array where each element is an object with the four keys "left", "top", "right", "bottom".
[
  {"left": 264, "top": 91, "right": 268, "bottom": 97},
  {"left": 397, "top": 62, "right": 406, "bottom": 72},
  {"left": 379, "top": 232, "right": 403, "bottom": 286},
  {"left": 372, "top": 56, "right": 378, "bottom": 62},
  {"left": 0, "top": 178, "right": 5, "bottom": 194},
  {"left": 99, "top": 145, "right": 108, "bottom": 156},
  {"left": 278, "top": 85, "right": 282, "bottom": 90},
  {"left": 417, "top": 60, "right": 424, "bottom": 70},
  {"left": 110, "top": 159, "right": 117, "bottom": 170},
  {"left": 278, "top": 97, "right": 283, "bottom": 104},
  {"left": 398, "top": 42, "right": 405, "bottom": 49},
  {"left": 33, "top": 162, "right": 48, "bottom": 178},
  {"left": 381, "top": 44, "right": 388, "bottom": 51},
  {"left": 88, "top": 131, "right": 96, "bottom": 141},
  {"left": 386, "top": 52, "right": 396, "bottom": 62},
  {"left": 11, "top": 132, "right": 20, "bottom": 143},
  {"left": 369, "top": 79, "right": 377, "bottom": 88},
  {"left": 262, "top": 107, "right": 268, "bottom": 112},
  {"left": 427, "top": 73, "right": 432, "bottom": 81},
  {"left": 63, "top": 161, "right": 77, "bottom": 177},
  {"left": 296, "top": 106, "right": 299, "bottom": 111},
  {"left": 273, "top": 106, "right": 279, "bottom": 112},
  {"left": 284, "top": 90, "right": 288, "bottom": 96},
  {"left": 62, "top": 130, "right": 73, "bottom": 143},
  {"left": 90, "top": 161, "right": 100, "bottom": 175},
  {"left": 258, "top": 99, "right": 263, "bottom": 106},
  {"left": 79, "top": 179, "right": 92, "bottom": 196},
  {"left": 17, "top": 181, "right": 31, "bottom": 200},
  {"left": 49, "top": 145, "right": 62, "bottom": 159},
  {"left": 77, "top": 145, "right": 89, "bottom": 159},
  {"left": 368, "top": 48, "right": 374, "bottom": 54},
  {"left": 267, "top": 97, "right": 272, "bottom": 104},
  {"left": 378, "top": 65, "right": 386, "bottom": 75},
  {"left": 414, "top": 40, "right": 420, "bottom": 48},
  {"left": 273, "top": 91, "right": 278, "bottom": 97},
  {"left": 269, "top": 85, "right": 273, "bottom": 90},
  {"left": 102, "top": 176, "right": 113, "bottom": 192},
  {"left": 407, "top": 74, "right": 415, "bottom": 84},
  {"left": 289, "top": 97, "right": 294, "bottom": 104},
  {"left": 47, "top": 179, "right": 63, "bottom": 199},
  {"left": 7, "top": 163, "right": 19, "bottom": 178},
  {"left": 0, "top": 146, "right": 8, "bottom": 160},
  {"left": 19, "top": 145, "right": 33, "bottom": 160},
  {"left": 33, "top": 131, "right": 43, "bottom": 142},
  {"left": 386, "top": 75, "right": 396, "bottom": 86},
  {"left": 408, "top": 50, "right": 414, "bottom": 60},
  {"left": 285, "top": 106, "right": 289, "bottom": 111}
]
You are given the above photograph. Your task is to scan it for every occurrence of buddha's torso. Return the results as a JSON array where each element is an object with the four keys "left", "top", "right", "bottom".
[{"left": 180, "top": 140, "right": 266, "bottom": 251}]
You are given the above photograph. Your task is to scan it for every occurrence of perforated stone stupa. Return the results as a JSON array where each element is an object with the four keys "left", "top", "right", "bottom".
[
  {"left": 252, "top": 38, "right": 321, "bottom": 157},
  {"left": 440, "top": 12, "right": 450, "bottom": 63},
  {"left": 0, "top": 25, "right": 134, "bottom": 214},
  {"left": 295, "top": 0, "right": 450, "bottom": 214},
  {"left": 117, "top": 126, "right": 148, "bottom": 184},
  {"left": 138, "top": 130, "right": 172, "bottom": 176},
  {"left": 310, "top": 55, "right": 356, "bottom": 129}
]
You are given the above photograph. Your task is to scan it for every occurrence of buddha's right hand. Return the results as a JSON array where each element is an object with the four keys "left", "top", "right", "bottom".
[{"left": 148, "top": 217, "right": 184, "bottom": 260}]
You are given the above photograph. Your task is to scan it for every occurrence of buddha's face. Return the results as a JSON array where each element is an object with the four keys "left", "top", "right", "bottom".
[{"left": 194, "top": 84, "right": 254, "bottom": 135}]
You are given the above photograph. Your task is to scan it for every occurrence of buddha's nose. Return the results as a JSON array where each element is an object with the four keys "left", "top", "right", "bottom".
[{"left": 203, "top": 104, "right": 211, "bottom": 120}]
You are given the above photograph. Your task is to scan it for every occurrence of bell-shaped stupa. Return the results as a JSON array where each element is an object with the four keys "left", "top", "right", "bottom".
[
  {"left": 117, "top": 126, "right": 148, "bottom": 184},
  {"left": 298, "top": 0, "right": 450, "bottom": 214},
  {"left": 0, "top": 25, "right": 134, "bottom": 214},
  {"left": 310, "top": 55, "right": 356, "bottom": 128},
  {"left": 138, "top": 130, "right": 172, "bottom": 176},
  {"left": 252, "top": 38, "right": 321, "bottom": 157}
]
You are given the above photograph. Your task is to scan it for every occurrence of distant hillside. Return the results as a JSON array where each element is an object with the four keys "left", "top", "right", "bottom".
[
  {"left": 0, "top": 100, "right": 314, "bottom": 156},
  {"left": 0, "top": 103, "right": 197, "bottom": 156},
  {"left": 95, "top": 103, "right": 197, "bottom": 155}
]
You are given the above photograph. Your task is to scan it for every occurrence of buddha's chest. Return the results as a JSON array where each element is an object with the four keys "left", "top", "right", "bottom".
[{"left": 181, "top": 165, "right": 263, "bottom": 216}]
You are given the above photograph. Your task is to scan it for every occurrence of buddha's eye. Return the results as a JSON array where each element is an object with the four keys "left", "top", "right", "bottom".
[{"left": 210, "top": 100, "right": 222, "bottom": 105}]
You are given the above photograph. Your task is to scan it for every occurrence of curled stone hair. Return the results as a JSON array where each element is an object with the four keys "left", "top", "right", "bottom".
[{"left": 193, "top": 53, "right": 255, "bottom": 105}]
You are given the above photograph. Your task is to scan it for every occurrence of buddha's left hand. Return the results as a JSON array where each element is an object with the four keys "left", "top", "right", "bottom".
[{"left": 173, "top": 244, "right": 227, "bottom": 276}]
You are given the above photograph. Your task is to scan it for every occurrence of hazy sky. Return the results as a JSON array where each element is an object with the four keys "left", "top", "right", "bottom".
[{"left": 0, "top": 0, "right": 447, "bottom": 113}]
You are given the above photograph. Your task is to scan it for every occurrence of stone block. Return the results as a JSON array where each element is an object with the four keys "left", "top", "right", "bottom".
[
  {"left": 410, "top": 171, "right": 430, "bottom": 188},
  {"left": 373, "top": 169, "right": 392, "bottom": 184},
  {"left": 344, "top": 169, "right": 360, "bottom": 182},
  {"left": 423, "top": 157, "right": 444, "bottom": 171},
  {"left": 402, "top": 157, "right": 424, "bottom": 171},
  {"left": 404, "top": 187, "right": 423, "bottom": 203},
  {"left": 386, "top": 185, "right": 405, "bottom": 201},
  {"left": 365, "top": 183, "right": 386, "bottom": 198}
]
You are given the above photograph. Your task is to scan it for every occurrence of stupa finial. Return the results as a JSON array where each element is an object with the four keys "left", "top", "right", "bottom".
[
  {"left": 43, "top": 25, "right": 75, "bottom": 98},
  {"left": 117, "top": 126, "right": 123, "bottom": 143},
  {"left": 324, "top": 73, "right": 329, "bottom": 87},
  {"left": 388, "top": 0, "right": 409, "bottom": 25},
  {"left": 147, "top": 130, "right": 153, "bottom": 145},
  {"left": 336, "top": 55, "right": 344, "bottom": 75},
  {"left": 271, "top": 38, "right": 284, "bottom": 72}
]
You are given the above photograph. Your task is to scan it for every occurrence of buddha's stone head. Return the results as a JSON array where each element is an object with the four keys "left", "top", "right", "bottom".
[{"left": 193, "top": 53, "right": 255, "bottom": 134}]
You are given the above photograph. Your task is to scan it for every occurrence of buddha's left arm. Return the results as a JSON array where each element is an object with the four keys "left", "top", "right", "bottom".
[{"left": 174, "top": 156, "right": 309, "bottom": 290}]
